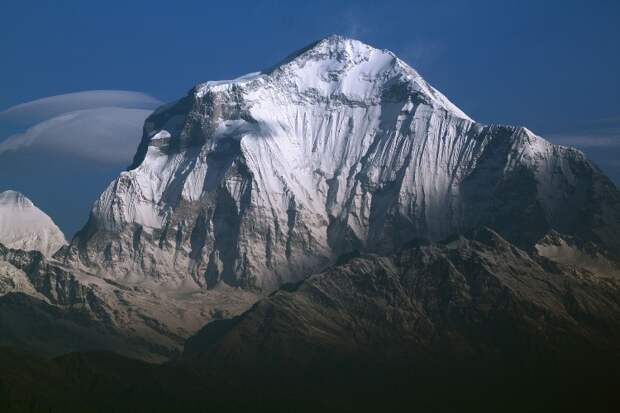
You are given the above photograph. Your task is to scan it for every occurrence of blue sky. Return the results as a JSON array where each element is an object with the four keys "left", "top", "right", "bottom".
[{"left": 1, "top": 0, "right": 619, "bottom": 236}]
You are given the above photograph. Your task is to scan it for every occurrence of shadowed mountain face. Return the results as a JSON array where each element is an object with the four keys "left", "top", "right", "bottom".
[
  {"left": 2, "top": 345, "right": 618, "bottom": 413},
  {"left": 185, "top": 228, "right": 620, "bottom": 366}
]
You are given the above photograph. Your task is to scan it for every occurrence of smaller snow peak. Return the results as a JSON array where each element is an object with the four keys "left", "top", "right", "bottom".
[
  {"left": 0, "top": 190, "right": 34, "bottom": 208},
  {"left": 0, "top": 190, "right": 66, "bottom": 256}
]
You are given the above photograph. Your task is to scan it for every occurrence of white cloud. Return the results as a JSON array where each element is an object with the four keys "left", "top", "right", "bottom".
[
  {"left": 399, "top": 39, "right": 443, "bottom": 71},
  {"left": 0, "top": 107, "right": 153, "bottom": 164},
  {"left": 548, "top": 135, "right": 620, "bottom": 148},
  {"left": 0, "top": 90, "right": 161, "bottom": 127},
  {"left": 0, "top": 90, "right": 164, "bottom": 165}
]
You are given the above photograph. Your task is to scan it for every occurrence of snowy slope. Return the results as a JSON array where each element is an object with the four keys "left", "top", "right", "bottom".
[
  {"left": 0, "top": 190, "right": 66, "bottom": 256},
  {"left": 64, "top": 35, "right": 620, "bottom": 292}
]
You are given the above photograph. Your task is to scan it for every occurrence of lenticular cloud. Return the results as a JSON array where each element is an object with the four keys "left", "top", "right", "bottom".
[
  {"left": 0, "top": 90, "right": 162, "bottom": 164},
  {"left": 0, "top": 90, "right": 161, "bottom": 127},
  {"left": 0, "top": 107, "right": 154, "bottom": 164}
]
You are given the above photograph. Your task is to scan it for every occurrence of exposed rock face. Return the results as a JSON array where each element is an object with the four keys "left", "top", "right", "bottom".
[
  {"left": 185, "top": 228, "right": 620, "bottom": 364},
  {"left": 0, "top": 190, "right": 66, "bottom": 257},
  {"left": 0, "top": 243, "right": 257, "bottom": 361},
  {"left": 63, "top": 36, "right": 620, "bottom": 292}
]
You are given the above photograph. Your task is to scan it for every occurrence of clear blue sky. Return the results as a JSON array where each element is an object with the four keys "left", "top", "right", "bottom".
[{"left": 1, "top": 0, "right": 619, "bottom": 235}]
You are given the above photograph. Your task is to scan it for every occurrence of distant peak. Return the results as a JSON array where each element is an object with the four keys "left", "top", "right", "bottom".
[{"left": 0, "top": 190, "right": 66, "bottom": 256}]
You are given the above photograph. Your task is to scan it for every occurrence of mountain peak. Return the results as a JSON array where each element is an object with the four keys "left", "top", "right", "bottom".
[
  {"left": 309, "top": 34, "right": 376, "bottom": 54},
  {"left": 272, "top": 34, "right": 395, "bottom": 73},
  {"left": 189, "top": 36, "right": 470, "bottom": 122},
  {"left": 262, "top": 34, "right": 371, "bottom": 71},
  {"left": 274, "top": 35, "right": 471, "bottom": 120},
  {"left": 0, "top": 190, "right": 66, "bottom": 256}
]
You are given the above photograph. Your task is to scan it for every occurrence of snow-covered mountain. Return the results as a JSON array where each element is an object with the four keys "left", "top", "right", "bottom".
[
  {"left": 0, "top": 35, "right": 619, "bottom": 362},
  {"left": 0, "top": 190, "right": 66, "bottom": 257},
  {"left": 63, "top": 35, "right": 620, "bottom": 292}
]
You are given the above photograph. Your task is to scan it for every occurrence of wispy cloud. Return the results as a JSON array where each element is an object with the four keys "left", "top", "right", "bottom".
[
  {"left": 340, "top": 8, "right": 371, "bottom": 40},
  {"left": 547, "top": 116, "right": 620, "bottom": 149},
  {"left": 399, "top": 39, "right": 443, "bottom": 71},
  {"left": 545, "top": 117, "right": 620, "bottom": 185},
  {"left": 548, "top": 135, "right": 620, "bottom": 148}
]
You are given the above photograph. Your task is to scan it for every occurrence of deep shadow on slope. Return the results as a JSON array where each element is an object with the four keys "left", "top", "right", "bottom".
[{"left": 1, "top": 346, "right": 620, "bottom": 413}]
